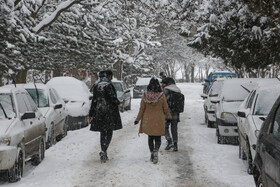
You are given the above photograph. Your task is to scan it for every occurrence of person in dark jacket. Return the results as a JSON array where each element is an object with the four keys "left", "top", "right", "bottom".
[
  {"left": 134, "top": 78, "right": 172, "bottom": 164},
  {"left": 162, "top": 77, "right": 181, "bottom": 151},
  {"left": 88, "top": 70, "right": 122, "bottom": 162}
]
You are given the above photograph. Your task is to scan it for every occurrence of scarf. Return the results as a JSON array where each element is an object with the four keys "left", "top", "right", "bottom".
[{"left": 145, "top": 91, "right": 162, "bottom": 103}]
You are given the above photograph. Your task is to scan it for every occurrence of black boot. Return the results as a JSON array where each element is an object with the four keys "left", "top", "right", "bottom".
[
  {"left": 173, "top": 142, "right": 178, "bottom": 152},
  {"left": 153, "top": 150, "right": 158, "bottom": 164},
  {"left": 165, "top": 140, "right": 173, "bottom": 150},
  {"left": 150, "top": 152, "right": 154, "bottom": 162}
]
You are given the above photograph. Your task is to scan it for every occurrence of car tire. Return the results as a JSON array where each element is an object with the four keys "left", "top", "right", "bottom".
[
  {"left": 8, "top": 148, "right": 23, "bottom": 182},
  {"left": 239, "top": 141, "right": 247, "bottom": 160},
  {"left": 204, "top": 113, "right": 208, "bottom": 124},
  {"left": 126, "top": 99, "right": 131, "bottom": 110},
  {"left": 32, "top": 138, "right": 45, "bottom": 166},
  {"left": 62, "top": 118, "right": 68, "bottom": 138},
  {"left": 257, "top": 174, "right": 264, "bottom": 187},
  {"left": 207, "top": 120, "right": 214, "bottom": 128}
]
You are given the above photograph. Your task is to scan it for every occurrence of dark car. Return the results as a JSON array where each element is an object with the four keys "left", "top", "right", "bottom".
[
  {"left": 133, "top": 77, "right": 150, "bottom": 98},
  {"left": 203, "top": 72, "right": 237, "bottom": 93},
  {"left": 111, "top": 80, "right": 131, "bottom": 112},
  {"left": 253, "top": 95, "right": 280, "bottom": 187}
]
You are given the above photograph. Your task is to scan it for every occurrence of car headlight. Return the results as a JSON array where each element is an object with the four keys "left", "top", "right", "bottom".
[
  {"left": 1, "top": 137, "right": 11, "bottom": 145},
  {"left": 221, "top": 112, "right": 236, "bottom": 121}
]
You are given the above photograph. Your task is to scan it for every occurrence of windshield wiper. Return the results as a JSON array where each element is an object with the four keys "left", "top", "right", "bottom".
[
  {"left": 240, "top": 85, "right": 250, "bottom": 93},
  {"left": 0, "top": 102, "right": 8, "bottom": 118}
]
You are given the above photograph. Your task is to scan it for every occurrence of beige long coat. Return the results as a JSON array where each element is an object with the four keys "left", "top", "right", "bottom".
[{"left": 136, "top": 92, "right": 172, "bottom": 136}]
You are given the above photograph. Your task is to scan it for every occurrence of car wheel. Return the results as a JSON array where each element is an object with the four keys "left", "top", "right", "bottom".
[
  {"left": 126, "top": 99, "right": 131, "bottom": 110},
  {"left": 207, "top": 120, "right": 213, "bottom": 128},
  {"left": 8, "top": 148, "right": 23, "bottom": 182},
  {"left": 247, "top": 140, "right": 253, "bottom": 174},
  {"left": 46, "top": 124, "right": 55, "bottom": 149},
  {"left": 257, "top": 174, "right": 264, "bottom": 187},
  {"left": 62, "top": 118, "right": 68, "bottom": 137},
  {"left": 204, "top": 113, "right": 208, "bottom": 124},
  {"left": 32, "top": 138, "right": 45, "bottom": 166}
]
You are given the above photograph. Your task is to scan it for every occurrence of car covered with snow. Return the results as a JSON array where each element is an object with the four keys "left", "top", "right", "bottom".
[
  {"left": 211, "top": 78, "right": 260, "bottom": 144},
  {"left": 47, "top": 77, "right": 91, "bottom": 130},
  {"left": 133, "top": 77, "right": 151, "bottom": 98},
  {"left": 0, "top": 85, "right": 46, "bottom": 182},
  {"left": 201, "top": 78, "right": 225, "bottom": 128},
  {"left": 23, "top": 83, "right": 68, "bottom": 148},
  {"left": 237, "top": 79, "right": 280, "bottom": 174},
  {"left": 202, "top": 71, "right": 237, "bottom": 93},
  {"left": 111, "top": 79, "right": 131, "bottom": 112},
  {"left": 253, "top": 93, "right": 280, "bottom": 187}
]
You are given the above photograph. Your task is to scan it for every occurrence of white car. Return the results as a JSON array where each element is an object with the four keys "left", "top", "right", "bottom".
[
  {"left": 111, "top": 79, "right": 131, "bottom": 112},
  {"left": 237, "top": 80, "right": 280, "bottom": 174},
  {"left": 211, "top": 78, "right": 260, "bottom": 144},
  {"left": 201, "top": 78, "right": 225, "bottom": 128},
  {"left": 23, "top": 83, "right": 68, "bottom": 148},
  {"left": 0, "top": 85, "right": 46, "bottom": 182},
  {"left": 47, "top": 77, "right": 91, "bottom": 130},
  {"left": 133, "top": 77, "right": 151, "bottom": 98}
]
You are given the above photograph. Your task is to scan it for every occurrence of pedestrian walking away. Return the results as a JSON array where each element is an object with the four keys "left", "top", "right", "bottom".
[
  {"left": 88, "top": 70, "right": 122, "bottom": 163},
  {"left": 134, "top": 77, "right": 172, "bottom": 164},
  {"left": 162, "top": 77, "right": 184, "bottom": 152}
]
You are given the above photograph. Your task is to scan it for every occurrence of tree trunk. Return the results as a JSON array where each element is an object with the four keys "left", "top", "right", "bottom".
[
  {"left": 15, "top": 70, "right": 28, "bottom": 83},
  {"left": 191, "top": 63, "right": 195, "bottom": 83},
  {"left": 53, "top": 70, "right": 61, "bottom": 77}
]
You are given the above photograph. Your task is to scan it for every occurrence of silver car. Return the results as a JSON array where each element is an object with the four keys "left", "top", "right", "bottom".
[
  {"left": 112, "top": 81, "right": 131, "bottom": 112},
  {"left": 0, "top": 85, "right": 46, "bottom": 182}
]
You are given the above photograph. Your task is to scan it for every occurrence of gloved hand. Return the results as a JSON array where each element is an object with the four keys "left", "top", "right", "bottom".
[{"left": 134, "top": 121, "right": 139, "bottom": 125}]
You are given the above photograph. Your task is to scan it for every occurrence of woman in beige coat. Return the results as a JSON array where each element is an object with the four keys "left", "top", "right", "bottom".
[{"left": 135, "top": 78, "right": 172, "bottom": 164}]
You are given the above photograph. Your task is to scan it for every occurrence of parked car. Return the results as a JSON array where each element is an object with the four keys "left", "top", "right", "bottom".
[
  {"left": 211, "top": 78, "right": 259, "bottom": 144},
  {"left": 47, "top": 77, "right": 91, "bottom": 130},
  {"left": 23, "top": 83, "right": 68, "bottom": 148},
  {"left": 133, "top": 77, "right": 151, "bottom": 98},
  {"left": 201, "top": 78, "right": 225, "bottom": 128},
  {"left": 0, "top": 85, "right": 46, "bottom": 182},
  {"left": 253, "top": 94, "right": 280, "bottom": 187},
  {"left": 203, "top": 71, "right": 237, "bottom": 93},
  {"left": 111, "top": 79, "right": 131, "bottom": 112},
  {"left": 237, "top": 80, "right": 280, "bottom": 174}
]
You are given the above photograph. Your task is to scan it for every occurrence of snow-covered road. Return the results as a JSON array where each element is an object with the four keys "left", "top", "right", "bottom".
[{"left": 1, "top": 83, "right": 256, "bottom": 187}]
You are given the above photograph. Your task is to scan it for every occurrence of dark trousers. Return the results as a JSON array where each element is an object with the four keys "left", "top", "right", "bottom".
[
  {"left": 165, "top": 120, "right": 178, "bottom": 143},
  {"left": 148, "top": 136, "right": 161, "bottom": 152},
  {"left": 100, "top": 130, "right": 113, "bottom": 152}
]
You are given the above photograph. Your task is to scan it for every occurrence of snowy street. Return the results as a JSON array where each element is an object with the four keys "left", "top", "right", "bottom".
[{"left": 2, "top": 83, "right": 256, "bottom": 187}]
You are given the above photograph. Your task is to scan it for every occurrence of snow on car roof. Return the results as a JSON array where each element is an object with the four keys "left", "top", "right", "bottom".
[
  {"left": 135, "top": 77, "right": 151, "bottom": 85},
  {"left": 0, "top": 84, "right": 26, "bottom": 94},
  {"left": 47, "top": 76, "right": 90, "bottom": 100}
]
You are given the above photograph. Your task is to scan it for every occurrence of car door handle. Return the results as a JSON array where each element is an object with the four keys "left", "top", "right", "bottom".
[{"left": 30, "top": 121, "right": 33, "bottom": 125}]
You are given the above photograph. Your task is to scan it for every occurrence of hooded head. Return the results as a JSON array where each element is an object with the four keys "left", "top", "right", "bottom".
[
  {"left": 162, "top": 77, "right": 175, "bottom": 87},
  {"left": 99, "top": 70, "right": 113, "bottom": 80},
  {"left": 147, "top": 78, "right": 162, "bottom": 92}
]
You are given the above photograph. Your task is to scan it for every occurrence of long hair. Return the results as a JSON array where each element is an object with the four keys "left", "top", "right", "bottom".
[{"left": 147, "top": 78, "right": 162, "bottom": 92}]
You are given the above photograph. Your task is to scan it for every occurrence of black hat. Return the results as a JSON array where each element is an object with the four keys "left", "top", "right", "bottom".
[
  {"left": 99, "top": 70, "right": 113, "bottom": 78},
  {"left": 162, "top": 77, "right": 175, "bottom": 86},
  {"left": 147, "top": 78, "right": 162, "bottom": 92}
]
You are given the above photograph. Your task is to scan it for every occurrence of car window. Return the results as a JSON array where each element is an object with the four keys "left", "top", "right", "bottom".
[
  {"left": 246, "top": 90, "right": 256, "bottom": 109},
  {"left": 211, "top": 73, "right": 236, "bottom": 81},
  {"left": 0, "top": 94, "right": 16, "bottom": 118},
  {"left": 16, "top": 94, "right": 29, "bottom": 113},
  {"left": 254, "top": 90, "right": 280, "bottom": 115},
  {"left": 26, "top": 89, "right": 49, "bottom": 107},
  {"left": 272, "top": 105, "right": 280, "bottom": 139},
  {"left": 22, "top": 93, "right": 34, "bottom": 112},
  {"left": 26, "top": 93, "right": 38, "bottom": 112},
  {"left": 49, "top": 89, "right": 58, "bottom": 104},
  {"left": 112, "top": 83, "right": 123, "bottom": 92}
]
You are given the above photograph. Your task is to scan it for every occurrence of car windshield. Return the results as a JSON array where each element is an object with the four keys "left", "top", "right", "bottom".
[
  {"left": 212, "top": 73, "right": 236, "bottom": 80},
  {"left": 254, "top": 90, "right": 280, "bottom": 115},
  {"left": 0, "top": 94, "right": 16, "bottom": 119},
  {"left": 112, "top": 82, "right": 123, "bottom": 92},
  {"left": 134, "top": 85, "right": 147, "bottom": 90},
  {"left": 26, "top": 89, "right": 49, "bottom": 107},
  {"left": 209, "top": 81, "right": 223, "bottom": 96}
]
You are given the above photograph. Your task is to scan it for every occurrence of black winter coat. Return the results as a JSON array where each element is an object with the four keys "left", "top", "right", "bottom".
[{"left": 89, "top": 79, "right": 122, "bottom": 131}]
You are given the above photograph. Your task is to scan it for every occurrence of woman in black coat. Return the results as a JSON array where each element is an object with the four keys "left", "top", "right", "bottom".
[{"left": 89, "top": 70, "right": 122, "bottom": 162}]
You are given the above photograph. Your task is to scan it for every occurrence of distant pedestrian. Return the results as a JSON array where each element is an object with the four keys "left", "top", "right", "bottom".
[
  {"left": 162, "top": 77, "right": 182, "bottom": 151},
  {"left": 134, "top": 77, "right": 172, "bottom": 164},
  {"left": 159, "top": 72, "right": 166, "bottom": 79},
  {"left": 88, "top": 70, "right": 122, "bottom": 163}
]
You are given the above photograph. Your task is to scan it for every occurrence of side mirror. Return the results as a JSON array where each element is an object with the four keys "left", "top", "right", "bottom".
[
  {"left": 21, "top": 112, "right": 35, "bottom": 120},
  {"left": 237, "top": 111, "right": 246, "bottom": 118},
  {"left": 54, "top": 104, "right": 63, "bottom": 110},
  {"left": 200, "top": 93, "right": 208, "bottom": 99},
  {"left": 259, "top": 117, "right": 266, "bottom": 121},
  {"left": 204, "top": 78, "right": 209, "bottom": 82},
  {"left": 89, "top": 95, "right": 93, "bottom": 100}
]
